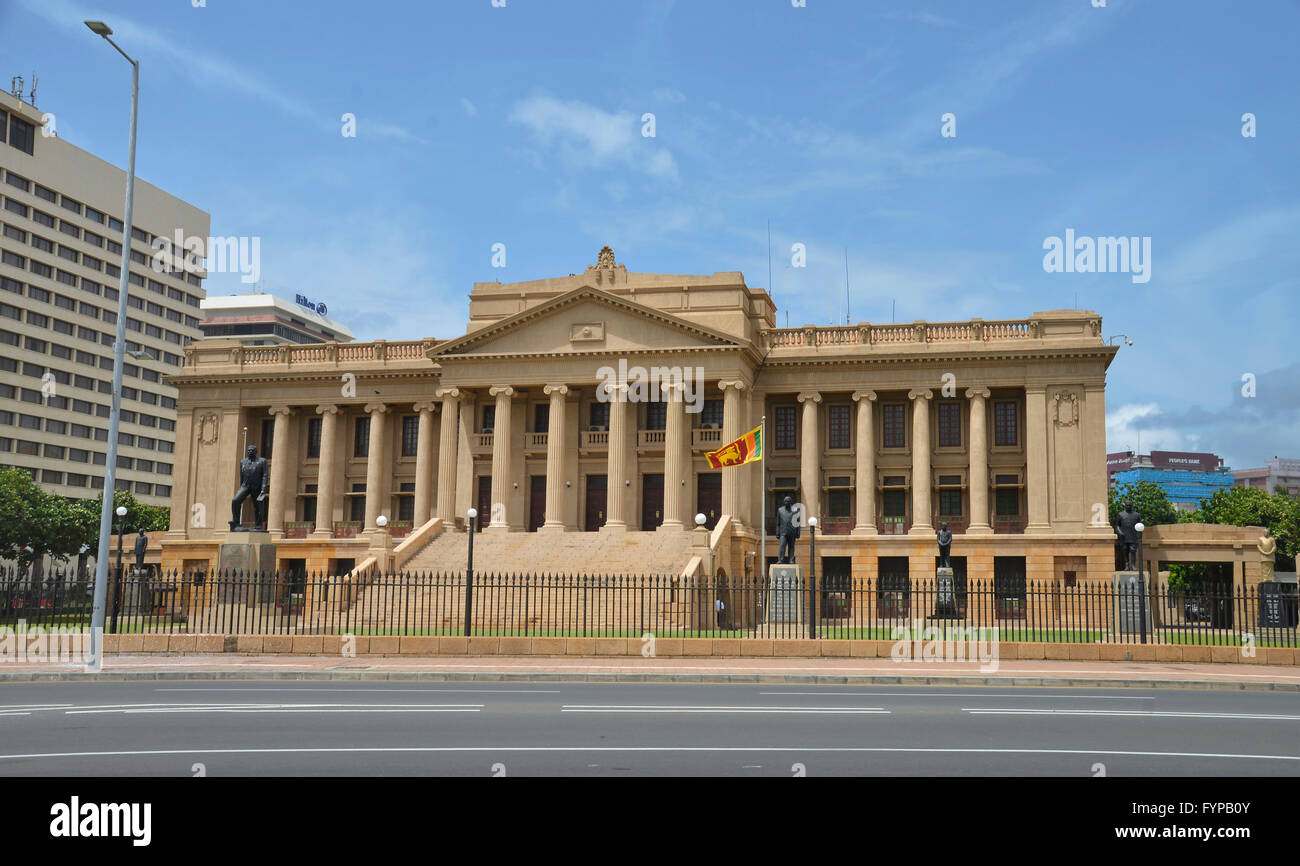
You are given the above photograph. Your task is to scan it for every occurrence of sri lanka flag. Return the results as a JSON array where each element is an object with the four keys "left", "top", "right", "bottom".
[{"left": 705, "top": 425, "right": 763, "bottom": 469}]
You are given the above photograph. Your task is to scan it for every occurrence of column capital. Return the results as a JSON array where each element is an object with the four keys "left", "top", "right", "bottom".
[
  {"left": 662, "top": 381, "right": 686, "bottom": 402},
  {"left": 315, "top": 404, "right": 341, "bottom": 416},
  {"left": 435, "top": 387, "right": 461, "bottom": 400},
  {"left": 796, "top": 391, "right": 822, "bottom": 404},
  {"left": 964, "top": 387, "right": 991, "bottom": 400},
  {"left": 543, "top": 384, "right": 570, "bottom": 398},
  {"left": 363, "top": 402, "right": 390, "bottom": 415},
  {"left": 908, "top": 388, "right": 933, "bottom": 401},
  {"left": 489, "top": 385, "right": 515, "bottom": 398},
  {"left": 599, "top": 381, "right": 628, "bottom": 401},
  {"left": 413, "top": 401, "right": 439, "bottom": 413},
  {"left": 852, "top": 390, "right": 877, "bottom": 403},
  {"left": 268, "top": 405, "right": 295, "bottom": 417},
  {"left": 718, "top": 379, "right": 748, "bottom": 393}
]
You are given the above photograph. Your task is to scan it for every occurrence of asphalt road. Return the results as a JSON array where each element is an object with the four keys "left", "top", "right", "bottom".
[{"left": 1, "top": 681, "right": 1297, "bottom": 776}]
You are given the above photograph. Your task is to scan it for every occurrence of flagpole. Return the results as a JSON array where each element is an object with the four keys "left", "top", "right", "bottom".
[{"left": 760, "top": 414, "right": 766, "bottom": 579}]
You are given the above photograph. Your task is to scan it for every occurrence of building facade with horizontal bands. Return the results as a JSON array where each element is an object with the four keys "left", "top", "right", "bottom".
[
  {"left": 161, "top": 249, "right": 1118, "bottom": 589},
  {"left": 0, "top": 90, "right": 209, "bottom": 507}
]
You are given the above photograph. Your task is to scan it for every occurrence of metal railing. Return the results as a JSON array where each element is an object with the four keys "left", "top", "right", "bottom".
[{"left": 3, "top": 567, "right": 1294, "bottom": 645}]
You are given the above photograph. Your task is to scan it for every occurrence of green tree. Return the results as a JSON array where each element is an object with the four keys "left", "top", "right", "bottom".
[
  {"left": 0, "top": 468, "right": 98, "bottom": 572},
  {"left": 1107, "top": 480, "right": 1180, "bottom": 528},
  {"left": 80, "top": 488, "right": 170, "bottom": 549},
  {"left": 1196, "top": 486, "right": 1298, "bottom": 571}
]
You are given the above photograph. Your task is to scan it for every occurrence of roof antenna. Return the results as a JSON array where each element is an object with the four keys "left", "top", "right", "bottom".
[
  {"left": 844, "top": 247, "right": 851, "bottom": 324},
  {"left": 891, "top": 298, "right": 895, "bottom": 323},
  {"left": 28, "top": 73, "right": 37, "bottom": 107}
]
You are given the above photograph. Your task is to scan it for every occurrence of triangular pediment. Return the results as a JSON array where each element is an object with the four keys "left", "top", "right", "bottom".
[{"left": 429, "top": 286, "right": 743, "bottom": 359}]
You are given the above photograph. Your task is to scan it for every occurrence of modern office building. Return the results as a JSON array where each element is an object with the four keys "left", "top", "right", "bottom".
[
  {"left": 199, "top": 292, "right": 354, "bottom": 345},
  {"left": 1233, "top": 457, "right": 1300, "bottom": 497},
  {"left": 162, "top": 247, "right": 1122, "bottom": 594},
  {"left": 0, "top": 89, "right": 209, "bottom": 507},
  {"left": 1106, "top": 450, "right": 1235, "bottom": 511}
]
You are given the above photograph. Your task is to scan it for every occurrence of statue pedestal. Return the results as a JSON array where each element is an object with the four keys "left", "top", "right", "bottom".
[
  {"left": 931, "top": 567, "right": 958, "bottom": 618},
  {"left": 217, "top": 532, "right": 278, "bottom": 605},
  {"left": 766, "top": 564, "right": 806, "bottom": 624},
  {"left": 1111, "top": 571, "right": 1153, "bottom": 637}
]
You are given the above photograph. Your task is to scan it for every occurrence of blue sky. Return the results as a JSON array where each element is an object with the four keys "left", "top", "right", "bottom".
[{"left": 3, "top": 0, "right": 1297, "bottom": 470}]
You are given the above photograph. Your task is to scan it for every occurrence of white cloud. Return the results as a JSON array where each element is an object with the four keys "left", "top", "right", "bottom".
[
  {"left": 1106, "top": 403, "right": 1199, "bottom": 454},
  {"left": 508, "top": 94, "right": 678, "bottom": 180},
  {"left": 460, "top": 97, "right": 478, "bottom": 117}
]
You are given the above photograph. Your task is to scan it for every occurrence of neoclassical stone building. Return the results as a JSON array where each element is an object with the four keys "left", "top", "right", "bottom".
[{"left": 161, "top": 249, "right": 1118, "bottom": 591}]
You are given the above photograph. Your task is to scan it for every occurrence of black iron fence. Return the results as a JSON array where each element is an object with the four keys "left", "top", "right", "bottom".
[{"left": 2, "top": 566, "right": 1296, "bottom": 646}]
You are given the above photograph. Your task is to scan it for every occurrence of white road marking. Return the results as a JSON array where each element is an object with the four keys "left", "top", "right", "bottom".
[
  {"left": 761, "top": 692, "right": 1157, "bottom": 699},
  {"left": 0, "top": 746, "right": 1295, "bottom": 762},
  {"left": 962, "top": 708, "right": 1300, "bottom": 720},
  {"left": 561, "top": 705, "right": 888, "bottom": 714},
  {"left": 67, "top": 703, "right": 483, "bottom": 715},
  {"left": 152, "top": 688, "right": 560, "bottom": 694},
  {"left": 0, "top": 712, "right": 32, "bottom": 717}
]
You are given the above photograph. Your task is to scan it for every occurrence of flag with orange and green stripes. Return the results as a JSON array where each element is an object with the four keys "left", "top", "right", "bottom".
[{"left": 705, "top": 425, "right": 763, "bottom": 469}]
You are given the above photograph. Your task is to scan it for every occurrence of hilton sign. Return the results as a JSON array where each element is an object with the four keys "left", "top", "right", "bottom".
[{"left": 294, "top": 294, "right": 328, "bottom": 317}]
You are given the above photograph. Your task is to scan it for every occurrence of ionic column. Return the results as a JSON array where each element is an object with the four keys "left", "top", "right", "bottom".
[
  {"left": 1025, "top": 385, "right": 1050, "bottom": 533},
  {"left": 602, "top": 383, "right": 628, "bottom": 532},
  {"left": 413, "top": 401, "right": 438, "bottom": 526},
  {"left": 852, "top": 390, "right": 877, "bottom": 535},
  {"left": 908, "top": 388, "right": 933, "bottom": 535},
  {"left": 542, "top": 384, "right": 569, "bottom": 531},
  {"left": 662, "top": 383, "right": 687, "bottom": 529},
  {"left": 488, "top": 385, "right": 514, "bottom": 531},
  {"left": 435, "top": 388, "right": 460, "bottom": 524},
  {"left": 310, "top": 405, "right": 341, "bottom": 539},
  {"left": 966, "top": 387, "right": 993, "bottom": 535},
  {"left": 797, "top": 391, "right": 821, "bottom": 521},
  {"left": 363, "top": 403, "right": 389, "bottom": 532},
  {"left": 718, "top": 380, "right": 747, "bottom": 529},
  {"left": 266, "top": 406, "right": 295, "bottom": 537}
]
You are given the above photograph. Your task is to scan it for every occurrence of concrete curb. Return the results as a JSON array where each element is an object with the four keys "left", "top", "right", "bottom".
[{"left": 0, "top": 668, "right": 1296, "bottom": 691}]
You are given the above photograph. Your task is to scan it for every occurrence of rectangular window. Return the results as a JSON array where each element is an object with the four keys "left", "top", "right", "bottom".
[
  {"left": 588, "top": 401, "right": 609, "bottom": 430},
  {"left": 533, "top": 403, "right": 549, "bottom": 433},
  {"left": 401, "top": 415, "right": 419, "bottom": 457},
  {"left": 354, "top": 417, "right": 370, "bottom": 458},
  {"left": 774, "top": 405, "right": 797, "bottom": 450},
  {"left": 34, "top": 185, "right": 56, "bottom": 203},
  {"left": 828, "top": 404, "right": 851, "bottom": 449},
  {"left": 307, "top": 418, "right": 322, "bottom": 458},
  {"left": 644, "top": 401, "right": 666, "bottom": 431},
  {"left": 939, "top": 489, "right": 963, "bottom": 517},
  {"left": 4, "top": 171, "right": 29, "bottom": 191},
  {"left": 882, "top": 404, "right": 906, "bottom": 448},
  {"left": 938, "top": 402, "right": 961, "bottom": 447},
  {"left": 8, "top": 116, "right": 35, "bottom": 154},
  {"left": 700, "top": 399, "right": 724, "bottom": 429},
  {"left": 481, "top": 405, "right": 495, "bottom": 433},
  {"left": 994, "top": 401, "right": 1018, "bottom": 447},
  {"left": 883, "top": 489, "right": 907, "bottom": 518},
  {"left": 996, "top": 488, "right": 1020, "bottom": 516}
]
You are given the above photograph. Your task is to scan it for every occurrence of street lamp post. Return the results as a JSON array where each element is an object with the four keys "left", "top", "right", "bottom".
[
  {"left": 1135, "top": 521, "right": 1148, "bottom": 644},
  {"left": 808, "top": 516, "right": 818, "bottom": 640},
  {"left": 84, "top": 20, "right": 139, "bottom": 669},
  {"left": 110, "top": 505, "right": 127, "bottom": 635},
  {"left": 464, "top": 508, "right": 477, "bottom": 637}
]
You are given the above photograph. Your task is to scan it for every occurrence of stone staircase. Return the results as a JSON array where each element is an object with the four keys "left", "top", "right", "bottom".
[
  {"left": 338, "top": 529, "right": 698, "bottom": 633},
  {"left": 401, "top": 528, "right": 695, "bottom": 577}
]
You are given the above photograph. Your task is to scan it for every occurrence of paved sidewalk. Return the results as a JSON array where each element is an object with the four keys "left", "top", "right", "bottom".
[{"left": 0, "top": 654, "right": 1297, "bottom": 690}]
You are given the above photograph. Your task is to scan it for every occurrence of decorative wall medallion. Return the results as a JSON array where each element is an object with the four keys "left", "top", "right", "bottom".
[
  {"left": 570, "top": 321, "right": 605, "bottom": 342},
  {"left": 197, "top": 412, "right": 220, "bottom": 445},
  {"left": 1053, "top": 391, "right": 1080, "bottom": 427}
]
